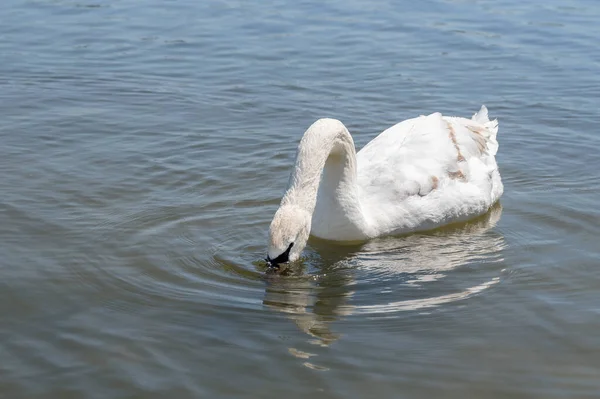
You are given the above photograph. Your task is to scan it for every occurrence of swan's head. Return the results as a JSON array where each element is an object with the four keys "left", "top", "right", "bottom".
[{"left": 267, "top": 205, "right": 311, "bottom": 267}]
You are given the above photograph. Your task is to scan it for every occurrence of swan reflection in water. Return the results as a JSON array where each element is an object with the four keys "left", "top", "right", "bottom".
[{"left": 262, "top": 203, "right": 506, "bottom": 346}]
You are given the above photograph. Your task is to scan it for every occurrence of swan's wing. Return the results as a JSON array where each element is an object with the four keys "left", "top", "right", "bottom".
[
  {"left": 356, "top": 112, "right": 460, "bottom": 199},
  {"left": 356, "top": 110, "right": 501, "bottom": 234}
]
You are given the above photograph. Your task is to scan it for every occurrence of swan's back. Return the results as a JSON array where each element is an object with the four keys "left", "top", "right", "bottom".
[{"left": 356, "top": 107, "right": 502, "bottom": 236}]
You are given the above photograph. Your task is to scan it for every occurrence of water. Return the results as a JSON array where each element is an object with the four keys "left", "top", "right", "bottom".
[{"left": 1, "top": 0, "right": 599, "bottom": 397}]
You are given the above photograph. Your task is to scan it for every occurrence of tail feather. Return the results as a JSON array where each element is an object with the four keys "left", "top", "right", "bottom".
[
  {"left": 472, "top": 105, "right": 499, "bottom": 156},
  {"left": 472, "top": 105, "right": 489, "bottom": 124}
]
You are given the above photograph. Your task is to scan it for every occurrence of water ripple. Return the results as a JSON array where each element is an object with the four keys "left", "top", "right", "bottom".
[{"left": 263, "top": 205, "right": 506, "bottom": 344}]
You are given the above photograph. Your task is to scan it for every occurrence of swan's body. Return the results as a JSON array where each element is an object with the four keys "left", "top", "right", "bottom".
[{"left": 267, "top": 106, "right": 502, "bottom": 264}]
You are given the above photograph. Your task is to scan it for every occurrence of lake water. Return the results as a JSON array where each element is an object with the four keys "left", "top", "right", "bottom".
[{"left": 1, "top": 0, "right": 599, "bottom": 397}]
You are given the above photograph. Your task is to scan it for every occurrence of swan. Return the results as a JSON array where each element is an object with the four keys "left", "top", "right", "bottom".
[{"left": 266, "top": 106, "right": 503, "bottom": 267}]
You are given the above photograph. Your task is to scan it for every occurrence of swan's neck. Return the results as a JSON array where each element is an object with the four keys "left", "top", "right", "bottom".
[{"left": 281, "top": 119, "right": 369, "bottom": 239}]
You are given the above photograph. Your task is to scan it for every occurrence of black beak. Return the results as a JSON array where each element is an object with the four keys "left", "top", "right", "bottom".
[
  {"left": 265, "top": 242, "right": 294, "bottom": 268},
  {"left": 265, "top": 257, "right": 277, "bottom": 268}
]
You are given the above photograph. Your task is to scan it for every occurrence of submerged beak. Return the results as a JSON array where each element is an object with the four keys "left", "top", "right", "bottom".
[
  {"left": 265, "top": 242, "right": 294, "bottom": 269},
  {"left": 265, "top": 256, "right": 278, "bottom": 269}
]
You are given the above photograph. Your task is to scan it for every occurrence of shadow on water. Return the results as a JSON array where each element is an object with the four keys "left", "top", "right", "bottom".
[{"left": 260, "top": 203, "right": 506, "bottom": 347}]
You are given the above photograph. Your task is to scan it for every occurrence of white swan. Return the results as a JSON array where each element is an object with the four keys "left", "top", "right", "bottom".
[{"left": 266, "top": 106, "right": 503, "bottom": 266}]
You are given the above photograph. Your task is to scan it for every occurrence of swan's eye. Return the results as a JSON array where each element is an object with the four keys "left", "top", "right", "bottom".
[{"left": 266, "top": 242, "right": 294, "bottom": 267}]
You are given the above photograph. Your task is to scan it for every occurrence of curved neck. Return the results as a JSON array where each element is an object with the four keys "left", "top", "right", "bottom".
[{"left": 281, "top": 119, "right": 368, "bottom": 239}]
